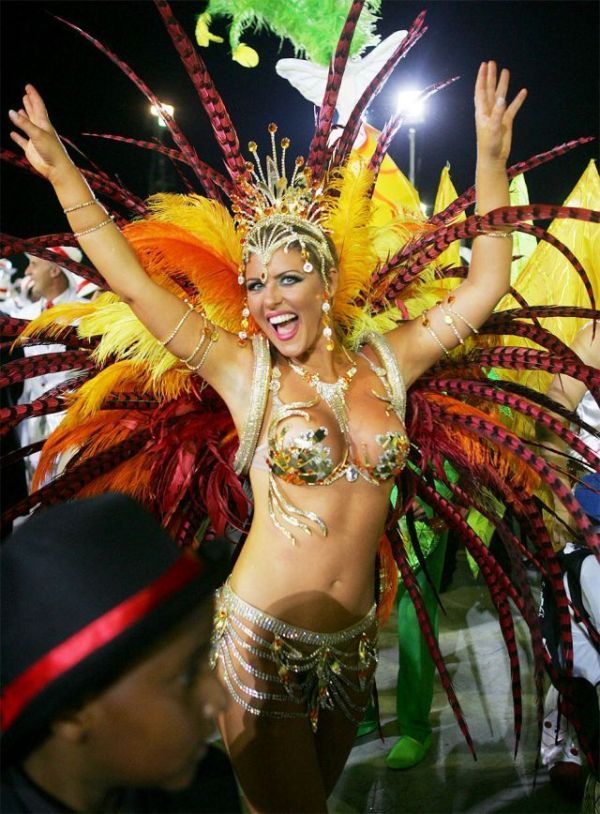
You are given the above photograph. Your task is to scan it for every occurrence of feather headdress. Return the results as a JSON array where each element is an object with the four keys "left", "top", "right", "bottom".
[{"left": 2, "top": 0, "right": 600, "bottom": 766}]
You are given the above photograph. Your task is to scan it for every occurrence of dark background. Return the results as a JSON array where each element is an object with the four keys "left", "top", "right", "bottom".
[{"left": 1, "top": 0, "right": 598, "bottom": 240}]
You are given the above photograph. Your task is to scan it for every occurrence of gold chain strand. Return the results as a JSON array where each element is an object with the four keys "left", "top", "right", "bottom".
[
  {"left": 63, "top": 198, "right": 99, "bottom": 214},
  {"left": 73, "top": 216, "right": 114, "bottom": 239},
  {"left": 158, "top": 301, "right": 194, "bottom": 348}
]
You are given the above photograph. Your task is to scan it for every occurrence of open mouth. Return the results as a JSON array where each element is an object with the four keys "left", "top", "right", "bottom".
[{"left": 268, "top": 313, "right": 299, "bottom": 340}]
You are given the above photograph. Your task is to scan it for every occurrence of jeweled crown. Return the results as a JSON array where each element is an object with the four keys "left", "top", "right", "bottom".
[
  {"left": 233, "top": 124, "right": 335, "bottom": 286},
  {"left": 232, "top": 123, "right": 324, "bottom": 235}
]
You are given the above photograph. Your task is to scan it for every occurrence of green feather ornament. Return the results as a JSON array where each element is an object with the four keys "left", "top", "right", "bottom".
[{"left": 196, "top": 0, "right": 381, "bottom": 67}]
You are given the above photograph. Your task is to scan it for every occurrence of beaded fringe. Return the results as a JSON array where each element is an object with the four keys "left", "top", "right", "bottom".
[{"left": 211, "top": 581, "right": 378, "bottom": 731}]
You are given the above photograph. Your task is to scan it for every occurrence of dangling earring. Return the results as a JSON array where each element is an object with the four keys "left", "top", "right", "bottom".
[
  {"left": 322, "top": 290, "right": 334, "bottom": 351},
  {"left": 239, "top": 300, "right": 250, "bottom": 347},
  {"left": 238, "top": 266, "right": 249, "bottom": 347},
  {"left": 301, "top": 246, "right": 313, "bottom": 273}
]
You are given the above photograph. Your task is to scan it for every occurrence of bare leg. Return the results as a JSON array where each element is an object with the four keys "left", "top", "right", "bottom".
[
  {"left": 211, "top": 584, "right": 377, "bottom": 811},
  {"left": 214, "top": 651, "right": 373, "bottom": 811},
  {"left": 217, "top": 702, "right": 329, "bottom": 813},
  {"left": 315, "top": 709, "right": 363, "bottom": 797}
]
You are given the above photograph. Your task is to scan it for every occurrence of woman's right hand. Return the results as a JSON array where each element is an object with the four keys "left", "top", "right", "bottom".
[{"left": 9, "top": 84, "right": 74, "bottom": 183}]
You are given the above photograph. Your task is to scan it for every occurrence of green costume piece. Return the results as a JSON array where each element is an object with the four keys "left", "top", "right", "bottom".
[
  {"left": 360, "top": 523, "right": 447, "bottom": 766},
  {"left": 393, "top": 527, "right": 447, "bottom": 747},
  {"left": 361, "top": 473, "right": 456, "bottom": 764},
  {"left": 197, "top": 0, "right": 382, "bottom": 66}
]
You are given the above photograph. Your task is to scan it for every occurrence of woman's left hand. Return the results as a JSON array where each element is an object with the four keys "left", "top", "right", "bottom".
[{"left": 474, "top": 61, "right": 527, "bottom": 166}]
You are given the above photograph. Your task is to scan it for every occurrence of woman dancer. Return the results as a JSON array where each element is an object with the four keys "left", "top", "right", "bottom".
[{"left": 8, "top": 58, "right": 529, "bottom": 811}]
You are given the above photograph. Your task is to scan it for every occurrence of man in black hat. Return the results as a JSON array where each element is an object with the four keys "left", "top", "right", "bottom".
[{"left": 1, "top": 493, "right": 242, "bottom": 813}]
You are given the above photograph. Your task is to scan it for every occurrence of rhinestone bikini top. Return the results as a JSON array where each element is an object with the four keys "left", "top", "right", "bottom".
[
  {"left": 262, "top": 364, "right": 409, "bottom": 487},
  {"left": 245, "top": 332, "right": 409, "bottom": 544}
]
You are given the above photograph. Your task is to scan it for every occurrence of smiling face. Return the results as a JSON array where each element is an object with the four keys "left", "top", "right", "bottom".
[
  {"left": 24, "top": 254, "right": 66, "bottom": 300},
  {"left": 245, "top": 246, "right": 337, "bottom": 358}
]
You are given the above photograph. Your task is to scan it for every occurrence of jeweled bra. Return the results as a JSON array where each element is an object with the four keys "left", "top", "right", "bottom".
[{"left": 234, "top": 332, "right": 409, "bottom": 544}]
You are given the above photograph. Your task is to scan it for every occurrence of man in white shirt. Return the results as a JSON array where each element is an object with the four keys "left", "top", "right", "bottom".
[
  {"left": 24, "top": 249, "right": 74, "bottom": 309},
  {"left": 16, "top": 247, "right": 87, "bottom": 487}
]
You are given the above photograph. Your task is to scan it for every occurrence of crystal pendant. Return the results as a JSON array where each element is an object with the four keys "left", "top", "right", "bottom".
[{"left": 345, "top": 465, "right": 359, "bottom": 482}]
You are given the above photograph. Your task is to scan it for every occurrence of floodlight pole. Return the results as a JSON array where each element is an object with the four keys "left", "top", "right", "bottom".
[
  {"left": 408, "top": 126, "right": 416, "bottom": 187},
  {"left": 149, "top": 103, "right": 175, "bottom": 195}
]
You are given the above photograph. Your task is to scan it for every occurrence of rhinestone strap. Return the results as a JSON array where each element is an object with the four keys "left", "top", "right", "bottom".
[
  {"left": 219, "top": 581, "right": 376, "bottom": 645},
  {"left": 361, "top": 332, "right": 407, "bottom": 422},
  {"left": 233, "top": 334, "right": 271, "bottom": 474}
]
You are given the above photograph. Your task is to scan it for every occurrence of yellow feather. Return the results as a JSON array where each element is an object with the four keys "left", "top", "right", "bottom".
[
  {"left": 144, "top": 193, "right": 242, "bottom": 268},
  {"left": 18, "top": 301, "right": 98, "bottom": 343},
  {"left": 16, "top": 294, "right": 191, "bottom": 400},
  {"left": 321, "top": 164, "right": 380, "bottom": 336},
  {"left": 61, "top": 361, "right": 192, "bottom": 426}
]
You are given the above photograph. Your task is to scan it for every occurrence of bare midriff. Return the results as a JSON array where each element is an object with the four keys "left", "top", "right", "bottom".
[{"left": 229, "top": 467, "right": 392, "bottom": 632}]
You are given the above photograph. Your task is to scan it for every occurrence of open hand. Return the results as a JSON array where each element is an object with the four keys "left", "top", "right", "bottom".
[
  {"left": 474, "top": 61, "right": 527, "bottom": 167},
  {"left": 8, "top": 84, "right": 73, "bottom": 182}
]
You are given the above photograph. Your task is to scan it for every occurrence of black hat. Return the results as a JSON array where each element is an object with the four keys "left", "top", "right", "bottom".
[{"left": 1, "top": 493, "right": 229, "bottom": 763}]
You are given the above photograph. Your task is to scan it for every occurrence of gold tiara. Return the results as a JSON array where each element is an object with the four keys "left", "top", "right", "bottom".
[
  {"left": 233, "top": 124, "right": 335, "bottom": 283},
  {"left": 232, "top": 123, "right": 320, "bottom": 232}
]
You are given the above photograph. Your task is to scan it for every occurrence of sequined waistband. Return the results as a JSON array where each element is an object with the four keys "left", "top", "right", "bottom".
[{"left": 220, "top": 579, "right": 377, "bottom": 646}]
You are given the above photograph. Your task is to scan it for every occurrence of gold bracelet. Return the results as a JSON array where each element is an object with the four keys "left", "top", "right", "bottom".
[
  {"left": 421, "top": 312, "right": 450, "bottom": 357},
  {"left": 159, "top": 301, "right": 194, "bottom": 347},
  {"left": 181, "top": 326, "right": 210, "bottom": 365},
  {"left": 64, "top": 198, "right": 99, "bottom": 214},
  {"left": 475, "top": 229, "right": 513, "bottom": 239},
  {"left": 437, "top": 302, "right": 464, "bottom": 345},
  {"left": 446, "top": 296, "right": 479, "bottom": 335},
  {"left": 436, "top": 295, "right": 479, "bottom": 345},
  {"left": 187, "top": 334, "right": 215, "bottom": 372},
  {"left": 73, "top": 216, "right": 114, "bottom": 239}
]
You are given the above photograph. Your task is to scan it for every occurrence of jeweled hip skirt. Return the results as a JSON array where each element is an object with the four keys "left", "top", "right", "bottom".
[{"left": 210, "top": 580, "right": 378, "bottom": 732}]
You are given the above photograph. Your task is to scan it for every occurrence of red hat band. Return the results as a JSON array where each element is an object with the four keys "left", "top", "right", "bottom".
[{"left": 1, "top": 551, "right": 202, "bottom": 732}]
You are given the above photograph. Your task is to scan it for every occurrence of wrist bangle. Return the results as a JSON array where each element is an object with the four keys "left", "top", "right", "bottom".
[
  {"left": 474, "top": 230, "right": 513, "bottom": 239},
  {"left": 160, "top": 301, "right": 194, "bottom": 347},
  {"left": 73, "top": 216, "right": 114, "bottom": 239},
  {"left": 474, "top": 214, "right": 514, "bottom": 238},
  {"left": 421, "top": 311, "right": 451, "bottom": 357},
  {"left": 63, "top": 198, "right": 99, "bottom": 214}
]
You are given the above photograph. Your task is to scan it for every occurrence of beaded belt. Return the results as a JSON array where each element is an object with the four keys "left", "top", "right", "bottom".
[{"left": 210, "top": 580, "right": 378, "bottom": 732}]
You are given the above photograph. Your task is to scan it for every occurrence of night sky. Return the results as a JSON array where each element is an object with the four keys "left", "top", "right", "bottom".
[{"left": 1, "top": 1, "right": 598, "bottom": 241}]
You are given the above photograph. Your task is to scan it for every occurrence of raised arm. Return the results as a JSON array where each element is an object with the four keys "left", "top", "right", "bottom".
[
  {"left": 546, "top": 324, "right": 600, "bottom": 414},
  {"left": 389, "top": 62, "right": 528, "bottom": 387},
  {"left": 8, "top": 85, "right": 249, "bottom": 405},
  {"left": 537, "top": 323, "right": 600, "bottom": 545}
]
